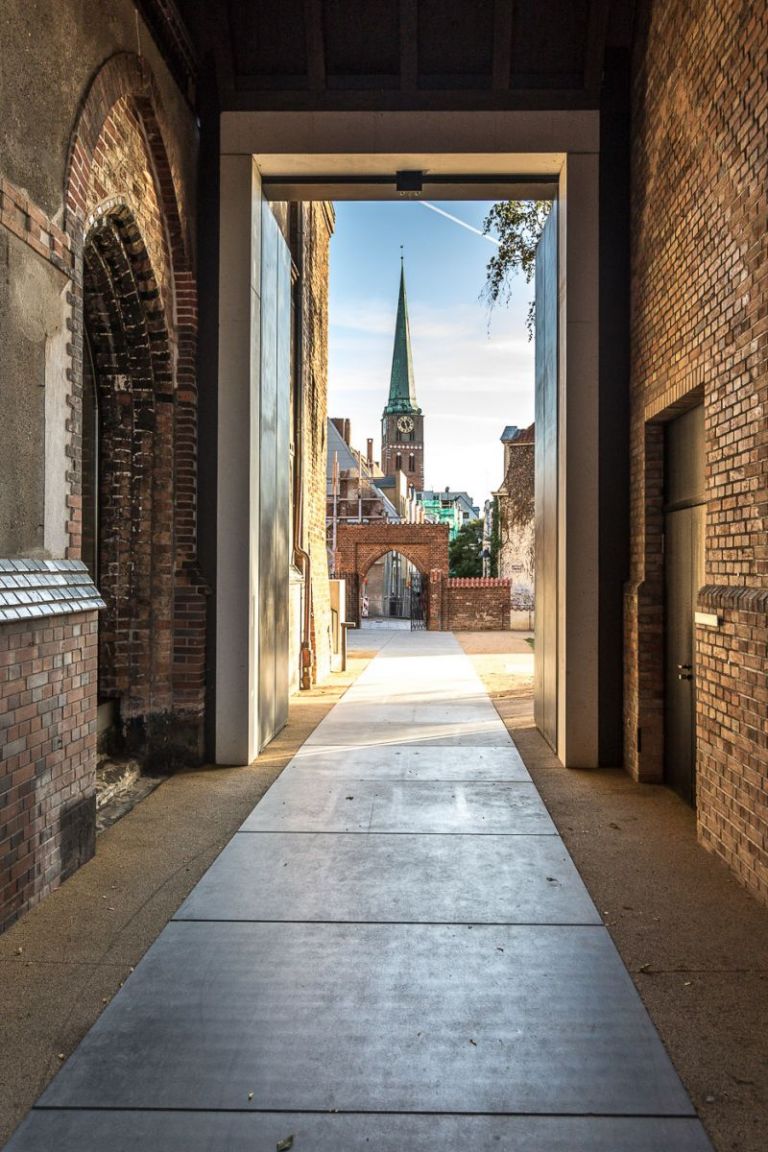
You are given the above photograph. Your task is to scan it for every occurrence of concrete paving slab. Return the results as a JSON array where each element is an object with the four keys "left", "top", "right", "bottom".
[
  {"left": 240, "top": 778, "right": 556, "bottom": 834},
  {"left": 6, "top": 1111, "right": 714, "bottom": 1151},
  {"left": 324, "top": 701, "right": 501, "bottom": 723},
  {"left": 288, "top": 744, "right": 531, "bottom": 780},
  {"left": 175, "top": 832, "right": 600, "bottom": 924},
  {"left": 38, "top": 921, "right": 696, "bottom": 1116},
  {"left": 305, "top": 718, "right": 513, "bottom": 746}
]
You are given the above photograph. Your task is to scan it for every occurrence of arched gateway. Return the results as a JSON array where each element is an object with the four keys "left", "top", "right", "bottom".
[{"left": 334, "top": 522, "right": 450, "bottom": 630}]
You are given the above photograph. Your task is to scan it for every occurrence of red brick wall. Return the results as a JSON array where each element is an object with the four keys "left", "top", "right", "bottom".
[
  {"left": 445, "top": 578, "right": 511, "bottom": 632},
  {"left": 0, "top": 613, "right": 98, "bottom": 932},
  {"left": 629, "top": 0, "right": 768, "bottom": 900},
  {"left": 335, "top": 522, "right": 450, "bottom": 629}
]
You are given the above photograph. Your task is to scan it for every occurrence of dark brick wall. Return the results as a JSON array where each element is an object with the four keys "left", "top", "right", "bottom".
[
  {"left": 0, "top": 612, "right": 98, "bottom": 932},
  {"left": 0, "top": 28, "right": 203, "bottom": 928},
  {"left": 629, "top": 0, "right": 768, "bottom": 901}
]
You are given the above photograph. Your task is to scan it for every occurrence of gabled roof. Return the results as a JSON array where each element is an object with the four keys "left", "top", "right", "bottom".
[{"left": 326, "top": 419, "right": 400, "bottom": 520}]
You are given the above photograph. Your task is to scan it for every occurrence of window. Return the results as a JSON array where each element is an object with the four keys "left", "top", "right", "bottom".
[
  {"left": 395, "top": 453, "right": 402, "bottom": 470},
  {"left": 408, "top": 454, "right": 415, "bottom": 472}
]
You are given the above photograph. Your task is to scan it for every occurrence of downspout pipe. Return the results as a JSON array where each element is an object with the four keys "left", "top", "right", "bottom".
[{"left": 291, "top": 205, "right": 313, "bottom": 689}]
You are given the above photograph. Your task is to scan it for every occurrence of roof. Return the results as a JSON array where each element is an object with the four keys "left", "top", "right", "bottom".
[
  {"left": 384, "top": 260, "right": 420, "bottom": 416},
  {"left": 418, "top": 489, "right": 479, "bottom": 516},
  {"left": 327, "top": 419, "right": 373, "bottom": 479},
  {"left": 0, "top": 559, "right": 105, "bottom": 623},
  {"left": 501, "top": 422, "right": 535, "bottom": 445},
  {"left": 327, "top": 420, "right": 400, "bottom": 520}
]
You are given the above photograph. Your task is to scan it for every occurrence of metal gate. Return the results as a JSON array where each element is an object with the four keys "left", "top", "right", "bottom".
[{"left": 410, "top": 578, "right": 426, "bottom": 630}]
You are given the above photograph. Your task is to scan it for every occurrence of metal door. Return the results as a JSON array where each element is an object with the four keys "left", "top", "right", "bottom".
[
  {"left": 664, "top": 406, "right": 705, "bottom": 805},
  {"left": 534, "top": 203, "right": 558, "bottom": 750},
  {"left": 257, "top": 198, "right": 291, "bottom": 750}
]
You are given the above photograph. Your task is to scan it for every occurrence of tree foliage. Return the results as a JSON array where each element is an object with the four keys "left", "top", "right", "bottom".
[
  {"left": 449, "top": 519, "right": 484, "bottom": 577},
  {"left": 482, "top": 200, "right": 551, "bottom": 338},
  {"left": 489, "top": 496, "right": 500, "bottom": 578}
]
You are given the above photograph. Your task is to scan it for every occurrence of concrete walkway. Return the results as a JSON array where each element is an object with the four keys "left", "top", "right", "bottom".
[{"left": 6, "top": 632, "right": 712, "bottom": 1150}]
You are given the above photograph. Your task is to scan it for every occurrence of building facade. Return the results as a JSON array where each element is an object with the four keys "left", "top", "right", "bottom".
[
  {"left": 418, "top": 489, "right": 480, "bottom": 541},
  {"left": 495, "top": 425, "right": 535, "bottom": 600}
]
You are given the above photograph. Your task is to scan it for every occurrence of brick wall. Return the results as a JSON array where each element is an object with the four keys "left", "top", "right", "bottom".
[
  {"left": 335, "top": 522, "right": 450, "bottom": 629},
  {"left": 301, "top": 202, "right": 335, "bottom": 684},
  {"left": 0, "top": 613, "right": 98, "bottom": 932},
  {"left": 64, "top": 53, "right": 206, "bottom": 758},
  {"left": 445, "top": 578, "right": 511, "bottom": 631},
  {"left": 629, "top": 0, "right": 768, "bottom": 900}
]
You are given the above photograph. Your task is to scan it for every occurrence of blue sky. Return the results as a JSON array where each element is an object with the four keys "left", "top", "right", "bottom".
[{"left": 328, "top": 200, "right": 534, "bottom": 508}]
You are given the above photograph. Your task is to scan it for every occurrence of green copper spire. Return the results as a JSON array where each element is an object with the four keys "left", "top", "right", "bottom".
[{"left": 385, "top": 256, "right": 421, "bottom": 414}]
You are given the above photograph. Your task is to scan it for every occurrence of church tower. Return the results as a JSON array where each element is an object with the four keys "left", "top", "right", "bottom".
[{"left": 381, "top": 258, "right": 425, "bottom": 492}]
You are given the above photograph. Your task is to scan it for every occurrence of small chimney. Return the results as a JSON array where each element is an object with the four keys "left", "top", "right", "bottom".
[
  {"left": 331, "top": 417, "right": 352, "bottom": 445},
  {"left": 366, "top": 438, "right": 374, "bottom": 467}
]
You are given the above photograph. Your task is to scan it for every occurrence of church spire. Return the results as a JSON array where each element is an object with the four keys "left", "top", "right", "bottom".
[{"left": 384, "top": 255, "right": 421, "bottom": 414}]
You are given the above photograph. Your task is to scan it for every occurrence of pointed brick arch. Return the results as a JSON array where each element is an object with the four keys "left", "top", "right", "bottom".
[
  {"left": 335, "top": 522, "right": 449, "bottom": 629},
  {"left": 65, "top": 52, "right": 206, "bottom": 759}
]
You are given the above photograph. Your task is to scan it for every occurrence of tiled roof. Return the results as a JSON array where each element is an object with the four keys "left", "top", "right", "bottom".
[
  {"left": 501, "top": 423, "right": 535, "bottom": 445},
  {"left": 0, "top": 559, "right": 105, "bottom": 623}
]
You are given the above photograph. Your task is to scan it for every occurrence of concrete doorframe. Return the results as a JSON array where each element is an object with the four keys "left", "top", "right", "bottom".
[{"left": 216, "top": 110, "right": 599, "bottom": 767}]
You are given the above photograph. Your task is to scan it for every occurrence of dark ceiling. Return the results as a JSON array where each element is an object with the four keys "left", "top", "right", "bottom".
[{"left": 139, "top": 0, "right": 636, "bottom": 112}]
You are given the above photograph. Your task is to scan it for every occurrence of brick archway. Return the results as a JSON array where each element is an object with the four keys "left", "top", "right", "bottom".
[
  {"left": 335, "top": 523, "right": 449, "bottom": 628},
  {"left": 65, "top": 53, "right": 206, "bottom": 758}
]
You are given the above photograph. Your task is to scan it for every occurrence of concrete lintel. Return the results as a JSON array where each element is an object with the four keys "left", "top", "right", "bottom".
[{"left": 221, "top": 109, "right": 599, "bottom": 159}]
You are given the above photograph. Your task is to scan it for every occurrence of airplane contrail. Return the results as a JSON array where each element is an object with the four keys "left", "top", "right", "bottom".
[{"left": 418, "top": 201, "right": 500, "bottom": 245}]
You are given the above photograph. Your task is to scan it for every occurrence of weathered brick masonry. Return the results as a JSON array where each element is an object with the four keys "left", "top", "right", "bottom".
[
  {"left": 335, "top": 525, "right": 510, "bottom": 632},
  {"left": 629, "top": 0, "right": 768, "bottom": 901},
  {"left": 0, "top": 614, "right": 97, "bottom": 932},
  {"left": 444, "top": 579, "right": 511, "bottom": 632},
  {"left": 66, "top": 53, "right": 206, "bottom": 750},
  {"left": 1, "top": 4, "right": 202, "bottom": 929},
  {"left": 335, "top": 522, "right": 450, "bottom": 629},
  {"left": 298, "top": 202, "right": 335, "bottom": 684}
]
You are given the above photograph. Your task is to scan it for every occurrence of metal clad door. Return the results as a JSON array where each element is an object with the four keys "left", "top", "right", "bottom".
[
  {"left": 534, "top": 203, "right": 558, "bottom": 750},
  {"left": 664, "top": 406, "right": 705, "bottom": 805},
  {"left": 273, "top": 228, "right": 291, "bottom": 732},
  {"left": 258, "top": 199, "right": 291, "bottom": 750}
]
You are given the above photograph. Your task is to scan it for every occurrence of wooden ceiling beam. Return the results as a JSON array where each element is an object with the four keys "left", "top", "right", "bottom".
[
  {"left": 584, "top": 0, "right": 611, "bottom": 97},
  {"left": 492, "top": 0, "right": 515, "bottom": 91},
  {"left": 400, "top": 0, "right": 419, "bottom": 92},
  {"left": 304, "top": 0, "right": 326, "bottom": 91}
]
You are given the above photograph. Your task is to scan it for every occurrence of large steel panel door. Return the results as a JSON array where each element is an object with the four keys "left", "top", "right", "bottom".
[
  {"left": 258, "top": 199, "right": 291, "bottom": 750},
  {"left": 534, "top": 203, "right": 558, "bottom": 750},
  {"left": 664, "top": 406, "right": 705, "bottom": 806}
]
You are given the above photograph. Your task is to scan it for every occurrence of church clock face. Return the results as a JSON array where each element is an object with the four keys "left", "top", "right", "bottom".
[{"left": 397, "top": 415, "right": 415, "bottom": 434}]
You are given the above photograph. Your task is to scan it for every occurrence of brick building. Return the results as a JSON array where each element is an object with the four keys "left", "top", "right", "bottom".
[
  {"left": 0, "top": 4, "right": 334, "bottom": 929},
  {"left": 494, "top": 424, "right": 535, "bottom": 618},
  {"left": 2, "top": 0, "right": 768, "bottom": 922}
]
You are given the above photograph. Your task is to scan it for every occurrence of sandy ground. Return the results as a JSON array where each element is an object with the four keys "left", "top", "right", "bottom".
[
  {"left": 457, "top": 631, "right": 768, "bottom": 1152},
  {"left": 0, "top": 651, "right": 374, "bottom": 1147}
]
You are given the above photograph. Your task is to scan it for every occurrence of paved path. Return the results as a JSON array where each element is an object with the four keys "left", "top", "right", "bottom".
[{"left": 7, "top": 632, "right": 712, "bottom": 1150}]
